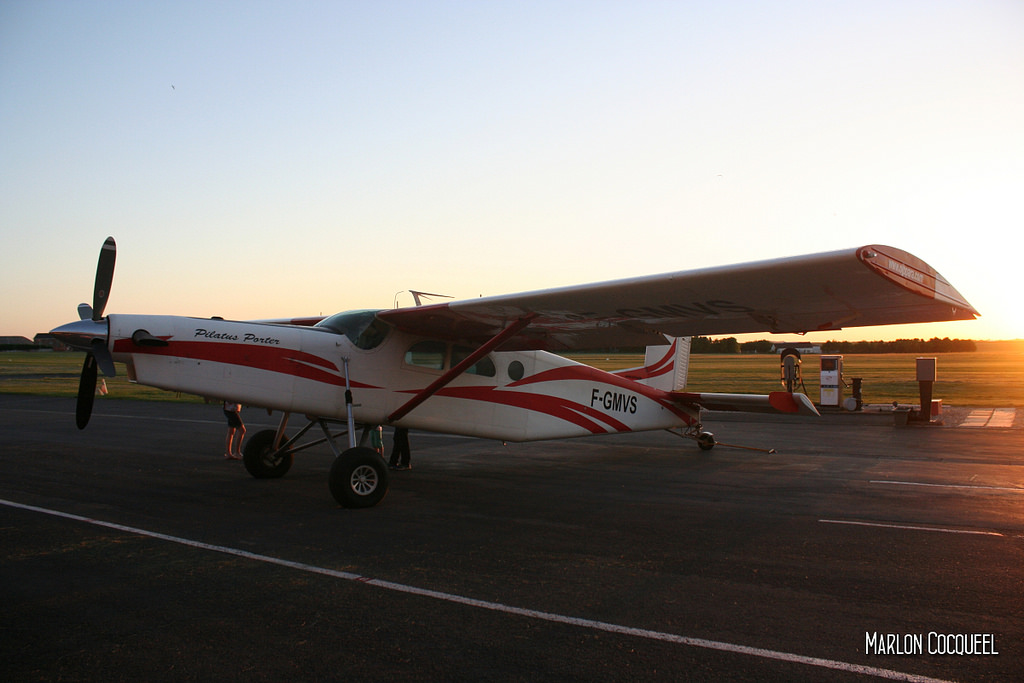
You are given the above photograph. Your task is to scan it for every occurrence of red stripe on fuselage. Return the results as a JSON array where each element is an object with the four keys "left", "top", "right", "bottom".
[
  {"left": 616, "top": 339, "right": 677, "bottom": 381},
  {"left": 113, "top": 340, "right": 377, "bottom": 389},
  {"left": 438, "top": 385, "right": 631, "bottom": 434},
  {"left": 422, "top": 363, "right": 690, "bottom": 434},
  {"left": 510, "top": 364, "right": 687, "bottom": 415}
]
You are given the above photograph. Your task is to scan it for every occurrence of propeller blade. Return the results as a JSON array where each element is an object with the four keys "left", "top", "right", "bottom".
[
  {"left": 78, "top": 303, "right": 93, "bottom": 320},
  {"left": 76, "top": 354, "right": 98, "bottom": 430},
  {"left": 91, "top": 338, "right": 117, "bottom": 377},
  {"left": 92, "top": 236, "right": 116, "bottom": 321}
]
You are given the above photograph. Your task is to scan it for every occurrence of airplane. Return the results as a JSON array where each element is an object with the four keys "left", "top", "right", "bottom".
[{"left": 51, "top": 238, "right": 978, "bottom": 508}]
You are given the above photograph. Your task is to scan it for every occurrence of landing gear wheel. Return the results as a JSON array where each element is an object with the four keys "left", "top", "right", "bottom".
[
  {"left": 697, "top": 431, "right": 716, "bottom": 451},
  {"left": 243, "top": 429, "right": 293, "bottom": 479},
  {"left": 329, "top": 447, "right": 390, "bottom": 508}
]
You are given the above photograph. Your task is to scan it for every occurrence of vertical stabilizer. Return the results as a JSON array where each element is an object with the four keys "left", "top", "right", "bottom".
[{"left": 615, "top": 336, "right": 691, "bottom": 391}]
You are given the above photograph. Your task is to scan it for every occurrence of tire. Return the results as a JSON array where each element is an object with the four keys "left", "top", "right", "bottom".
[
  {"left": 242, "top": 429, "right": 293, "bottom": 479},
  {"left": 329, "top": 447, "right": 389, "bottom": 508},
  {"left": 697, "top": 431, "right": 716, "bottom": 451}
]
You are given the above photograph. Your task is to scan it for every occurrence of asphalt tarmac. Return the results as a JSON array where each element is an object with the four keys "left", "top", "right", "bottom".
[{"left": 2, "top": 395, "right": 1022, "bottom": 682}]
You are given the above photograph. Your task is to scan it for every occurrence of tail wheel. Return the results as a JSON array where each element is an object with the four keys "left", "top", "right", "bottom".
[
  {"left": 243, "top": 429, "right": 293, "bottom": 479},
  {"left": 697, "top": 431, "right": 716, "bottom": 451},
  {"left": 329, "top": 447, "right": 390, "bottom": 508}
]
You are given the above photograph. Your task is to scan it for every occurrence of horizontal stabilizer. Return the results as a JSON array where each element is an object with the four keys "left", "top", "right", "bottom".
[{"left": 670, "top": 391, "right": 820, "bottom": 416}]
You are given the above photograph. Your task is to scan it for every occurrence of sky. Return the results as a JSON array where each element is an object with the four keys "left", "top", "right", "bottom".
[{"left": 2, "top": 0, "right": 1022, "bottom": 343}]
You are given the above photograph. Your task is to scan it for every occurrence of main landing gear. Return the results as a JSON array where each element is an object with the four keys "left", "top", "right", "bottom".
[
  {"left": 243, "top": 356, "right": 390, "bottom": 507},
  {"left": 242, "top": 415, "right": 390, "bottom": 508}
]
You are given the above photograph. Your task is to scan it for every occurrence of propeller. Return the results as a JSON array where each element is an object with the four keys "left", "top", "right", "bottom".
[
  {"left": 92, "top": 236, "right": 116, "bottom": 320},
  {"left": 76, "top": 353, "right": 99, "bottom": 429},
  {"left": 72, "top": 237, "right": 117, "bottom": 429}
]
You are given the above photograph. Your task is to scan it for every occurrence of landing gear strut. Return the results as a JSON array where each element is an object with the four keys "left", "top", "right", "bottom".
[{"left": 326, "top": 356, "right": 390, "bottom": 508}]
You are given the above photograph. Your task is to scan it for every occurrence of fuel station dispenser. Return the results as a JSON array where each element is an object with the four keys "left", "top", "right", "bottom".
[
  {"left": 916, "top": 357, "right": 939, "bottom": 423},
  {"left": 819, "top": 355, "right": 843, "bottom": 407}
]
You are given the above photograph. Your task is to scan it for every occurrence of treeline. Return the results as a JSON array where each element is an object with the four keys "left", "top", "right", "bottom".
[
  {"left": 0, "top": 343, "right": 43, "bottom": 351},
  {"left": 691, "top": 337, "right": 977, "bottom": 354},
  {"left": 819, "top": 338, "right": 976, "bottom": 354},
  {"left": 692, "top": 337, "right": 744, "bottom": 353}
]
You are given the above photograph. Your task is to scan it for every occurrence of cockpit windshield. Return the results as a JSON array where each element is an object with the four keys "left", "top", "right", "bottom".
[{"left": 315, "top": 309, "right": 391, "bottom": 350}]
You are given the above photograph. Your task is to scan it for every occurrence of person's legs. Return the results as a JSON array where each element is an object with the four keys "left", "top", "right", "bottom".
[
  {"left": 390, "top": 428, "right": 410, "bottom": 468},
  {"left": 230, "top": 424, "right": 246, "bottom": 457},
  {"left": 397, "top": 429, "right": 410, "bottom": 467}
]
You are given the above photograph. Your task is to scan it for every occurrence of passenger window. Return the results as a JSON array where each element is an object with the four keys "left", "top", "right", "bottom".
[
  {"left": 404, "top": 341, "right": 446, "bottom": 370},
  {"left": 508, "top": 360, "right": 525, "bottom": 381},
  {"left": 451, "top": 346, "right": 496, "bottom": 377}
]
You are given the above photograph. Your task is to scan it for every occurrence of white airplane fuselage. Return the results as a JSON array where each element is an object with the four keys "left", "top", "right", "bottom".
[{"left": 107, "top": 313, "right": 696, "bottom": 442}]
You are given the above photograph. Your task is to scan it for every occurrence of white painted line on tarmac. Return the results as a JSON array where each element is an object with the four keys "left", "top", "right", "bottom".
[
  {"left": 958, "top": 409, "right": 992, "bottom": 427},
  {"left": 820, "top": 519, "right": 1004, "bottom": 537},
  {"left": 987, "top": 408, "right": 1016, "bottom": 428},
  {"left": 2, "top": 497, "right": 954, "bottom": 683},
  {"left": 870, "top": 480, "right": 1024, "bottom": 494},
  {"left": 959, "top": 408, "right": 1016, "bottom": 428}
]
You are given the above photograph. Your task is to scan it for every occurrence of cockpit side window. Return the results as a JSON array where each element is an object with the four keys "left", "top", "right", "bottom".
[
  {"left": 404, "top": 341, "right": 447, "bottom": 370},
  {"left": 402, "top": 342, "right": 497, "bottom": 377},
  {"left": 352, "top": 318, "right": 390, "bottom": 349},
  {"left": 314, "top": 310, "right": 390, "bottom": 350}
]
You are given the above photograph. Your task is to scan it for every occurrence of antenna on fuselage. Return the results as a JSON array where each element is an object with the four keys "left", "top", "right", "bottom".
[{"left": 394, "top": 290, "right": 454, "bottom": 308}]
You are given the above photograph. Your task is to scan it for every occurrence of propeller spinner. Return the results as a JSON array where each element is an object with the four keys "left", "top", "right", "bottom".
[{"left": 50, "top": 237, "right": 117, "bottom": 429}]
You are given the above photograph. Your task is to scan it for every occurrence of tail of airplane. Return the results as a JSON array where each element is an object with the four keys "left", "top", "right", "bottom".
[{"left": 614, "top": 336, "right": 691, "bottom": 392}]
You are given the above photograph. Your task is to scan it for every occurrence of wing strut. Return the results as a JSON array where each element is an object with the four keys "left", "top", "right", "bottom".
[
  {"left": 387, "top": 314, "right": 536, "bottom": 423},
  {"left": 342, "top": 357, "right": 357, "bottom": 449}
]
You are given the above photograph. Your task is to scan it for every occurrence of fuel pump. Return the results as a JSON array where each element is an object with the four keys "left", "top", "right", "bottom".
[{"left": 819, "top": 355, "right": 843, "bottom": 407}]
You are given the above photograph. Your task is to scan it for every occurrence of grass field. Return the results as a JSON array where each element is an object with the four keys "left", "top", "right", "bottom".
[
  {"left": 3, "top": 342, "right": 1024, "bottom": 407},
  {"left": 569, "top": 340, "right": 1024, "bottom": 408},
  {"left": 0, "top": 351, "right": 206, "bottom": 403}
]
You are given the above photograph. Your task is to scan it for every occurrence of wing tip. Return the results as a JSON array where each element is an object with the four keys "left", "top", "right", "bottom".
[{"left": 857, "top": 245, "right": 979, "bottom": 318}]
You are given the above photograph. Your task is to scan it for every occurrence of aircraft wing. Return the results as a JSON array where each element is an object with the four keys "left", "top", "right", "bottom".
[{"left": 377, "top": 245, "right": 978, "bottom": 351}]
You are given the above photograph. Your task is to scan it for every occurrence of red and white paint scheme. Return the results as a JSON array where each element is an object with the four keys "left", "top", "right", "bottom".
[{"left": 52, "top": 239, "right": 978, "bottom": 508}]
